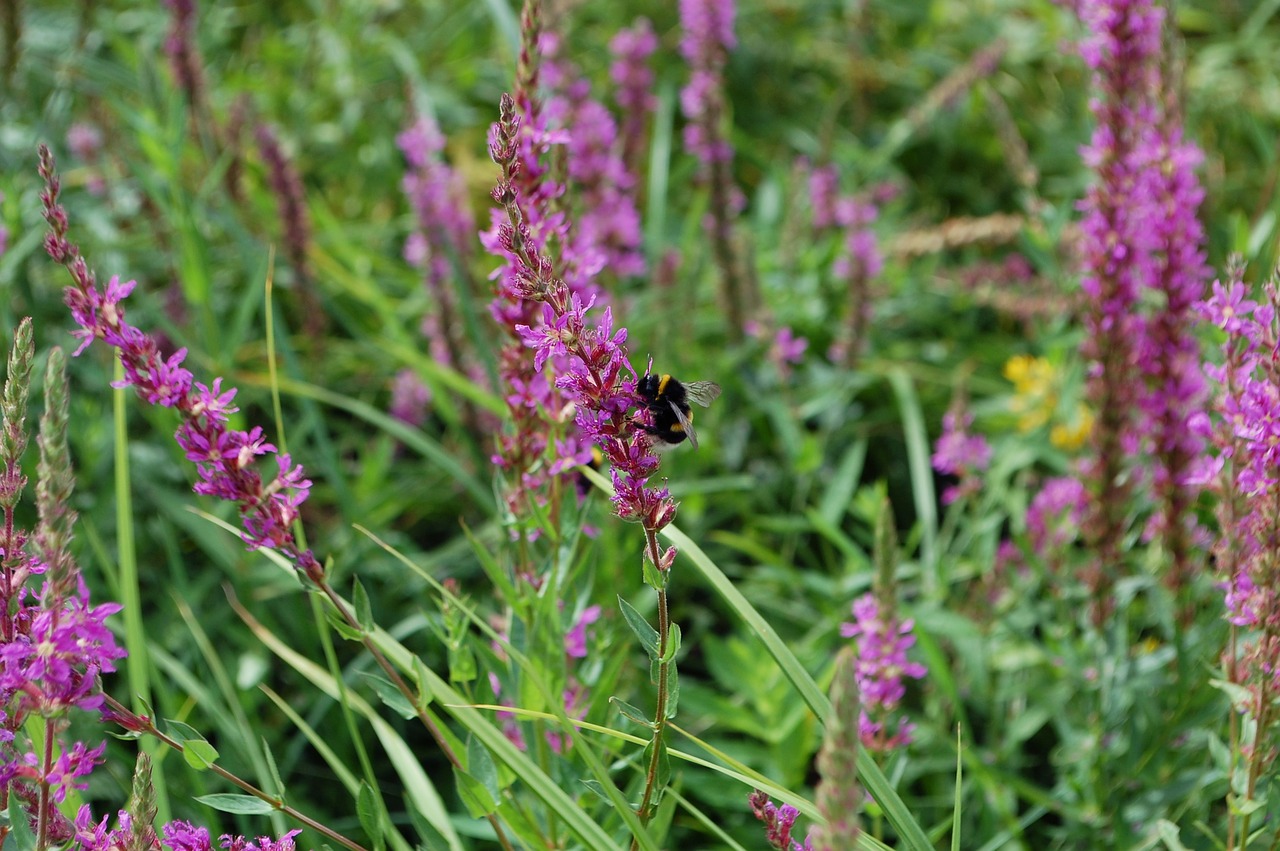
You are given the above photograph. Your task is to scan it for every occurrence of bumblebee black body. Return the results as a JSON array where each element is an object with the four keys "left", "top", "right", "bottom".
[{"left": 636, "top": 373, "right": 721, "bottom": 450}]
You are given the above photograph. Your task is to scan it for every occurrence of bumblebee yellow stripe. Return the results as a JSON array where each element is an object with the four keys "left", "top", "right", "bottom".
[{"left": 657, "top": 374, "right": 672, "bottom": 395}]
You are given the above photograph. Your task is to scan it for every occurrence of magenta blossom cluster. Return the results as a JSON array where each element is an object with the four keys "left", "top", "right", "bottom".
[
  {"left": 489, "top": 94, "right": 676, "bottom": 539},
  {"left": 1027, "top": 476, "right": 1087, "bottom": 561},
  {"left": 801, "top": 161, "right": 884, "bottom": 365},
  {"left": 391, "top": 112, "right": 480, "bottom": 426},
  {"left": 748, "top": 790, "right": 810, "bottom": 851},
  {"left": 679, "top": 0, "right": 736, "bottom": 171},
  {"left": 74, "top": 811, "right": 301, "bottom": 851},
  {"left": 542, "top": 33, "right": 646, "bottom": 281},
  {"left": 38, "top": 146, "right": 321, "bottom": 581},
  {"left": 1197, "top": 271, "right": 1280, "bottom": 726},
  {"left": 932, "top": 409, "right": 991, "bottom": 505},
  {"left": 1074, "top": 0, "right": 1213, "bottom": 607},
  {"left": 840, "top": 593, "right": 927, "bottom": 751},
  {"left": 609, "top": 17, "right": 658, "bottom": 173}
]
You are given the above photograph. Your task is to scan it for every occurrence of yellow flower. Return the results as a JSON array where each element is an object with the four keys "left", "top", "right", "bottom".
[
  {"left": 1003, "top": 355, "right": 1093, "bottom": 450},
  {"left": 1050, "top": 403, "right": 1094, "bottom": 451}
]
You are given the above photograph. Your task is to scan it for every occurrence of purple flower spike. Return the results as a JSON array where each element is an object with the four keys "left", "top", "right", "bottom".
[
  {"left": 840, "top": 592, "right": 926, "bottom": 751},
  {"left": 38, "top": 146, "right": 324, "bottom": 582}
]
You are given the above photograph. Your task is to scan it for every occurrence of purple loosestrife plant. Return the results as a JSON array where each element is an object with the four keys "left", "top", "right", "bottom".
[
  {"left": 1074, "top": 0, "right": 1164, "bottom": 617},
  {"left": 1, "top": 320, "right": 125, "bottom": 849},
  {"left": 1133, "top": 105, "right": 1210, "bottom": 603},
  {"left": 679, "top": 0, "right": 749, "bottom": 338},
  {"left": 38, "top": 145, "right": 323, "bottom": 584},
  {"left": 255, "top": 124, "right": 323, "bottom": 335},
  {"left": 839, "top": 496, "right": 926, "bottom": 752},
  {"left": 1026, "top": 476, "right": 1088, "bottom": 576},
  {"left": 163, "top": 0, "right": 206, "bottom": 119},
  {"left": 830, "top": 194, "right": 883, "bottom": 367},
  {"left": 489, "top": 94, "right": 675, "bottom": 544},
  {"left": 932, "top": 407, "right": 991, "bottom": 506},
  {"left": 398, "top": 112, "right": 476, "bottom": 373},
  {"left": 840, "top": 592, "right": 926, "bottom": 751},
  {"left": 481, "top": 1, "right": 590, "bottom": 541},
  {"left": 1197, "top": 264, "right": 1280, "bottom": 843},
  {"left": 40, "top": 146, "right": 508, "bottom": 851},
  {"left": 748, "top": 790, "right": 809, "bottom": 851},
  {"left": 489, "top": 90, "right": 682, "bottom": 840},
  {"left": 608, "top": 18, "right": 658, "bottom": 179},
  {"left": 808, "top": 645, "right": 862, "bottom": 851}
]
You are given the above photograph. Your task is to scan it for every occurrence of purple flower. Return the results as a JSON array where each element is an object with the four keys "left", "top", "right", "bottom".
[
  {"left": 67, "top": 123, "right": 104, "bottom": 162},
  {"left": 0, "top": 577, "right": 124, "bottom": 715},
  {"left": 39, "top": 146, "right": 324, "bottom": 580},
  {"left": 1026, "top": 476, "right": 1087, "bottom": 559},
  {"left": 397, "top": 112, "right": 476, "bottom": 375},
  {"left": 488, "top": 90, "right": 676, "bottom": 534},
  {"left": 1074, "top": 0, "right": 1166, "bottom": 614},
  {"left": 678, "top": 0, "right": 736, "bottom": 171},
  {"left": 610, "top": 15, "right": 659, "bottom": 173},
  {"left": 1197, "top": 264, "right": 1280, "bottom": 765},
  {"left": 931, "top": 410, "right": 990, "bottom": 505},
  {"left": 840, "top": 593, "right": 926, "bottom": 751},
  {"left": 771, "top": 327, "right": 808, "bottom": 369},
  {"left": 163, "top": 820, "right": 215, "bottom": 851},
  {"left": 807, "top": 161, "right": 840, "bottom": 231},
  {"left": 565, "top": 605, "right": 601, "bottom": 658},
  {"left": 748, "top": 790, "right": 810, "bottom": 851},
  {"left": 389, "top": 368, "right": 431, "bottom": 428}
]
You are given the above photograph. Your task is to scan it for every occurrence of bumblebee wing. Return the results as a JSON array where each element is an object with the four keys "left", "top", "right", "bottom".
[
  {"left": 669, "top": 400, "right": 699, "bottom": 450},
  {"left": 683, "top": 381, "right": 722, "bottom": 408}
]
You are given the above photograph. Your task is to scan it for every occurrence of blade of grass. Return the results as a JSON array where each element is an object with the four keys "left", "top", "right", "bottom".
[
  {"left": 888, "top": 368, "right": 939, "bottom": 595},
  {"left": 113, "top": 360, "right": 170, "bottom": 823}
]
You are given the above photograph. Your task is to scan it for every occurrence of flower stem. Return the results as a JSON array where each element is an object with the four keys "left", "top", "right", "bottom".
[{"left": 632, "top": 526, "right": 672, "bottom": 846}]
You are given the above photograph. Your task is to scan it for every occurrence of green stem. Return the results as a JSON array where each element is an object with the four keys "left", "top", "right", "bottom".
[{"left": 631, "top": 527, "right": 673, "bottom": 849}]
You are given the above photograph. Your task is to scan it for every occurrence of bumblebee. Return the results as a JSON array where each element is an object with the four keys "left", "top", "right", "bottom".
[{"left": 636, "top": 373, "right": 722, "bottom": 450}]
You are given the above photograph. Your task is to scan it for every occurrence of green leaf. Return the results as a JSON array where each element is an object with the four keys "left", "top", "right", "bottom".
[
  {"left": 194, "top": 794, "right": 276, "bottom": 815},
  {"left": 357, "top": 782, "right": 383, "bottom": 848},
  {"left": 261, "top": 737, "right": 286, "bottom": 799},
  {"left": 454, "top": 768, "right": 498, "bottom": 818},
  {"left": 661, "top": 622, "right": 681, "bottom": 663},
  {"left": 360, "top": 672, "right": 417, "bottom": 720},
  {"left": 182, "top": 738, "right": 220, "bottom": 770},
  {"left": 888, "top": 369, "right": 938, "bottom": 592},
  {"left": 580, "top": 779, "right": 616, "bottom": 807},
  {"left": 353, "top": 577, "right": 373, "bottom": 631},
  {"left": 619, "top": 595, "right": 660, "bottom": 659},
  {"left": 163, "top": 719, "right": 203, "bottom": 741},
  {"left": 448, "top": 643, "right": 477, "bottom": 683},
  {"left": 6, "top": 795, "right": 37, "bottom": 851},
  {"left": 325, "top": 607, "right": 363, "bottom": 641},
  {"left": 467, "top": 736, "right": 504, "bottom": 801},
  {"left": 644, "top": 737, "right": 672, "bottom": 791},
  {"left": 1154, "top": 820, "right": 1190, "bottom": 851},
  {"left": 611, "top": 697, "right": 655, "bottom": 728},
  {"left": 642, "top": 555, "right": 666, "bottom": 590}
]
